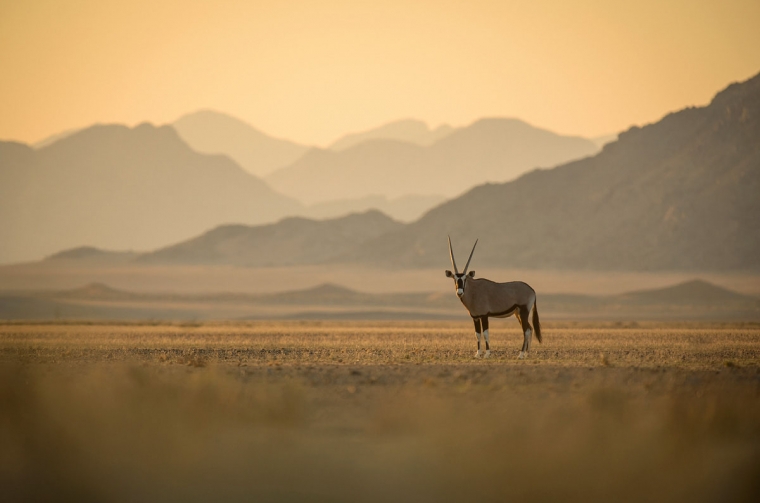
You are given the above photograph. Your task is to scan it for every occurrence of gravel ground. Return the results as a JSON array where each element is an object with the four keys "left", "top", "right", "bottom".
[{"left": 1, "top": 321, "right": 759, "bottom": 502}]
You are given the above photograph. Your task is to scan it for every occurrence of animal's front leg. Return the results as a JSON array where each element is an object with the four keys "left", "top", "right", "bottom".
[
  {"left": 473, "top": 317, "right": 482, "bottom": 358},
  {"left": 482, "top": 317, "right": 491, "bottom": 358}
]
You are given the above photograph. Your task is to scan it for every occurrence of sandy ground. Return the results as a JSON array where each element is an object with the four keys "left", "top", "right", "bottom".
[{"left": 1, "top": 321, "right": 759, "bottom": 502}]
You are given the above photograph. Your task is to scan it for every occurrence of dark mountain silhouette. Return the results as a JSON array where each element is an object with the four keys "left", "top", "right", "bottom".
[
  {"left": 342, "top": 72, "right": 760, "bottom": 271},
  {"left": 0, "top": 123, "right": 300, "bottom": 264},
  {"left": 329, "top": 119, "right": 453, "bottom": 151},
  {"left": 265, "top": 118, "right": 599, "bottom": 204},
  {"left": 138, "top": 210, "right": 402, "bottom": 267},
  {"left": 173, "top": 110, "right": 310, "bottom": 176}
]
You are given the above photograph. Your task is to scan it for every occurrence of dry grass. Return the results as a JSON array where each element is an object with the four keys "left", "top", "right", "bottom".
[
  {"left": 1, "top": 321, "right": 759, "bottom": 502},
  {"left": 2, "top": 320, "right": 759, "bottom": 369}
]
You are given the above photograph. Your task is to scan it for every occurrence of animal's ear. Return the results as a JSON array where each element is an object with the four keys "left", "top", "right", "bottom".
[
  {"left": 468, "top": 271, "right": 475, "bottom": 277},
  {"left": 445, "top": 270, "right": 453, "bottom": 277}
]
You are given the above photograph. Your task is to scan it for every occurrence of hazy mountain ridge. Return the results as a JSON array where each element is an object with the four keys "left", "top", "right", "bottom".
[
  {"left": 0, "top": 123, "right": 301, "bottom": 264},
  {"left": 33, "top": 127, "right": 82, "bottom": 149},
  {"left": 302, "top": 194, "right": 447, "bottom": 222},
  {"left": 172, "top": 110, "right": 310, "bottom": 176},
  {"left": 329, "top": 119, "right": 453, "bottom": 151},
  {"left": 341, "top": 72, "right": 760, "bottom": 271},
  {"left": 46, "top": 246, "right": 139, "bottom": 264},
  {"left": 265, "top": 118, "right": 600, "bottom": 204},
  {"left": 1, "top": 279, "right": 756, "bottom": 321},
  {"left": 128, "top": 110, "right": 450, "bottom": 220},
  {"left": 137, "top": 210, "right": 402, "bottom": 267},
  {"left": 7, "top": 114, "right": 601, "bottom": 265},
  {"left": 6, "top": 72, "right": 757, "bottom": 271},
  {"left": 267, "top": 140, "right": 425, "bottom": 204}
]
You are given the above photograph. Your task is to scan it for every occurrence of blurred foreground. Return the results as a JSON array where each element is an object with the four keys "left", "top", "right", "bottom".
[{"left": 1, "top": 322, "right": 759, "bottom": 502}]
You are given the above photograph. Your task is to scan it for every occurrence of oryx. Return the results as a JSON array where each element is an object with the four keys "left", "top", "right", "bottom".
[{"left": 445, "top": 237, "right": 542, "bottom": 359}]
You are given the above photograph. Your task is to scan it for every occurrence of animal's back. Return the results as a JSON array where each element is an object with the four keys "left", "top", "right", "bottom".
[{"left": 467, "top": 279, "right": 535, "bottom": 317}]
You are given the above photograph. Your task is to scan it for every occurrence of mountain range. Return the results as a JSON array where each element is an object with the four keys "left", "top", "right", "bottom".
[
  {"left": 0, "top": 124, "right": 300, "bottom": 264},
  {"left": 172, "top": 110, "right": 309, "bottom": 177},
  {"left": 340, "top": 72, "right": 760, "bottom": 271},
  {"left": 328, "top": 119, "right": 454, "bottom": 151},
  {"left": 2, "top": 111, "right": 606, "bottom": 264},
  {"left": 54, "top": 70, "right": 759, "bottom": 272},
  {"left": 173, "top": 113, "right": 457, "bottom": 175},
  {"left": 4, "top": 73, "right": 757, "bottom": 270},
  {"left": 265, "top": 118, "right": 599, "bottom": 203}
]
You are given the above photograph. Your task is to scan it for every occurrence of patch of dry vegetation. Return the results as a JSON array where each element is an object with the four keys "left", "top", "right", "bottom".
[
  {"left": 2, "top": 321, "right": 759, "bottom": 369},
  {"left": 1, "top": 322, "right": 759, "bottom": 502}
]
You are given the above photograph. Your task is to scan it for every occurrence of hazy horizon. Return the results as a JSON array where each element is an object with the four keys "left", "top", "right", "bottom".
[
  {"left": 1, "top": 0, "right": 759, "bottom": 147},
  {"left": 15, "top": 110, "right": 616, "bottom": 151}
]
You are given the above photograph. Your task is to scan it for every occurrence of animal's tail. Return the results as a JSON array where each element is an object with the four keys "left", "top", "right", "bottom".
[{"left": 532, "top": 300, "right": 542, "bottom": 343}]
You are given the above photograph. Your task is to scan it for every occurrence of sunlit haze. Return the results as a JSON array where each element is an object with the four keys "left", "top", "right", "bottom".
[{"left": 1, "top": 0, "right": 759, "bottom": 145}]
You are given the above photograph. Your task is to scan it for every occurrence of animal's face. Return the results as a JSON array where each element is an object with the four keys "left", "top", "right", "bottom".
[
  {"left": 445, "top": 270, "right": 475, "bottom": 297},
  {"left": 446, "top": 236, "right": 478, "bottom": 297}
]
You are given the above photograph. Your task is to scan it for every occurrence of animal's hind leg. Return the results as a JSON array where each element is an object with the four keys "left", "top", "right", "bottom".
[
  {"left": 473, "top": 317, "right": 483, "bottom": 358},
  {"left": 518, "top": 306, "right": 533, "bottom": 356},
  {"left": 515, "top": 307, "right": 533, "bottom": 360}
]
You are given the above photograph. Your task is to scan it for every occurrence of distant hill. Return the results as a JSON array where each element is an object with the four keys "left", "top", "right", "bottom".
[
  {"left": 1, "top": 279, "right": 756, "bottom": 321},
  {"left": 172, "top": 110, "right": 310, "bottom": 176},
  {"left": 343, "top": 72, "right": 760, "bottom": 271},
  {"left": 266, "top": 118, "right": 599, "bottom": 204},
  {"left": 329, "top": 119, "right": 453, "bottom": 151},
  {"left": 616, "top": 279, "right": 751, "bottom": 305},
  {"left": 303, "top": 194, "right": 447, "bottom": 222},
  {"left": 138, "top": 210, "right": 402, "bottom": 267},
  {"left": 46, "top": 246, "right": 139, "bottom": 265},
  {"left": 0, "top": 123, "right": 301, "bottom": 264}
]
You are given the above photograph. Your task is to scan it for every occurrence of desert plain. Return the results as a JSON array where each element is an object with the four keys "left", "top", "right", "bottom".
[{"left": 2, "top": 320, "right": 758, "bottom": 502}]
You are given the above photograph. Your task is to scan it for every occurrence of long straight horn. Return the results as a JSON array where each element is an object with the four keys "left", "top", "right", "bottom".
[
  {"left": 448, "top": 235, "right": 459, "bottom": 274},
  {"left": 462, "top": 239, "right": 478, "bottom": 274}
]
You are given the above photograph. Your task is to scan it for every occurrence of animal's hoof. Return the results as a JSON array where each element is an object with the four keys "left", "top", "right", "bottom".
[
  {"left": 517, "top": 351, "right": 526, "bottom": 360},
  {"left": 474, "top": 351, "right": 482, "bottom": 358},
  {"left": 484, "top": 350, "right": 492, "bottom": 358}
]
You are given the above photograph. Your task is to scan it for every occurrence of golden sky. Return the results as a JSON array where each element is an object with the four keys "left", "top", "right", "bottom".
[{"left": 1, "top": 0, "right": 759, "bottom": 146}]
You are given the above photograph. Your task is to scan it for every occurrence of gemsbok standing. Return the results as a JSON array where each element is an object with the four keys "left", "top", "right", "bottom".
[{"left": 445, "top": 237, "right": 542, "bottom": 359}]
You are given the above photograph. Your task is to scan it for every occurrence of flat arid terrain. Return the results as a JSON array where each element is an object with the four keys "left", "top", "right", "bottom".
[{"left": 2, "top": 321, "right": 759, "bottom": 502}]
